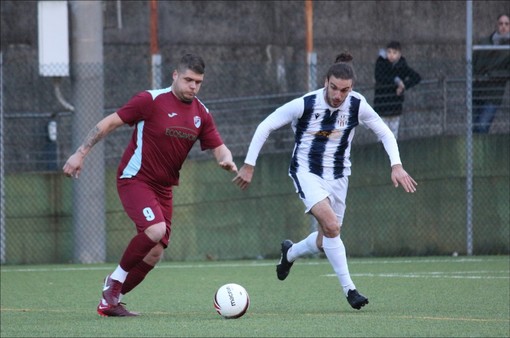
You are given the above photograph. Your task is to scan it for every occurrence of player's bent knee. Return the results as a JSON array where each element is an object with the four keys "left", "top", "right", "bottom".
[
  {"left": 322, "top": 226, "right": 340, "bottom": 238},
  {"left": 145, "top": 222, "right": 166, "bottom": 242},
  {"left": 323, "top": 231, "right": 340, "bottom": 238}
]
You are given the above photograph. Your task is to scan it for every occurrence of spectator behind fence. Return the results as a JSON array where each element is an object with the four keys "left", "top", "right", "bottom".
[
  {"left": 62, "top": 53, "right": 238, "bottom": 317},
  {"left": 472, "top": 14, "right": 510, "bottom": 134},
  {"left": 373, "top": 41, "right": 421, "bottom": 139}
]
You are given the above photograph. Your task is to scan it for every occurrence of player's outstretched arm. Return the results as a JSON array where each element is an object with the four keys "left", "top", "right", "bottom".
[
  {"left": 391, "top": 164, "right": 417, "bottom": 193},
  {"left": 212, "top": 144, "right": 238, "bottom": 173},
  {"left": 63, "top": 112, "right": 124, "bottom": 178},
  {"left": 232, "top": 164, "right": 254, "bottom": 191}
]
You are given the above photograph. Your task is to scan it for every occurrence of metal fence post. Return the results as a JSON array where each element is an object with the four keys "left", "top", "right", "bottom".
[
  {"left": 465, "top": 0, "right": 474, "bottom": 256},
  {"left": 0, "top": 52, "right": 5, "bottom": 264},
  {"left": 69, "top": 1, "right": 106, "bottom": 263}
]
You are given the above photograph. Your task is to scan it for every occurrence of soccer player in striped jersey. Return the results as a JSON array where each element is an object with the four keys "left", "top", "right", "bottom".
[
  {"left": 63, "top": 54, "right": 238, "bottom": 316},
  {"left": 233, "top": 53, "right": 417, "bottom": 310}
]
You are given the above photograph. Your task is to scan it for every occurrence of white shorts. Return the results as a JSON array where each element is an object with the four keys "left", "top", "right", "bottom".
[{"left": 289, "top": 171, "right": 349, "bottom": 224}]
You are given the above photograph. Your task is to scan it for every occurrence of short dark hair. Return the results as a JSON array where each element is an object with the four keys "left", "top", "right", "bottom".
[
  {"left": 386, "top": 41, "right": 401, "bottom": 51},
  {"left": 327, "top": 52, "right": 356, "bottom": 82},
  {"left": 334, "top": 51, "right": 353, "bottom": 63},
  {"left": 177, "top": 53, "right": 205, "bottom": 74}
]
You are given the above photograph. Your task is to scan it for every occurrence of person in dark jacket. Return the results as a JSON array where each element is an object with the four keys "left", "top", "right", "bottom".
[
  {"left": 373, "top": 41, "right": 421, "bottom": 139},
  {"left": 472, "top": 14, "right": 510, "bottom": 134}
]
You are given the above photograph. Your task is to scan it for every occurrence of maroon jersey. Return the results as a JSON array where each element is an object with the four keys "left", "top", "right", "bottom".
[{"left": 116, "top": 87, "right": 223, "bottom": 187}]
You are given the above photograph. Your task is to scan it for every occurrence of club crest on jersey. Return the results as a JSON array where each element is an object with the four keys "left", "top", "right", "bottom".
[
  {"left": 194, "top": 116, "right": 201, "bottom": 128},
  {"left": 338, "top": 115, "right": 348, "bottom": 127}
]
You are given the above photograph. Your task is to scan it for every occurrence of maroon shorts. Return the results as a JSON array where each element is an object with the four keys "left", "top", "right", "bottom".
[{"left": 117, "top": 178, "right": 172, "bottom": 248}]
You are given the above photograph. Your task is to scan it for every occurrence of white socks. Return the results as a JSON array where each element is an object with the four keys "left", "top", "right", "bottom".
[
  {"left": 322, "top": 236, "right": 355, "bottom": 296},
  {"left": 110, "top": 265, "right": 128, "bottom": 283},
  {"left": 284, "top": 232, "right": 356, "bottom": 296},
  {"left": 287, "top": 231, "right": 320, "bottom": 262}
]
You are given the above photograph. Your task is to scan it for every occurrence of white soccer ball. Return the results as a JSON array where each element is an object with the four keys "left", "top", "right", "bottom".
[{"left": 213, "top": 283, "right": 250, "bottom": 319}]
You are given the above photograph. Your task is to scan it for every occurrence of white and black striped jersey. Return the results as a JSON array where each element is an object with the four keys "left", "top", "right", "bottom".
[{"left": 244, "top": 88, "right": 402, "bottom": 180}]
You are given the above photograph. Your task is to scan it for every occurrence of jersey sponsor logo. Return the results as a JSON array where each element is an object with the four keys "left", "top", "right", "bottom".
[
  {"left": 194, "top": 116, "right": 201, "bottom": 128},
  {"left": 165, "top": 127, "right": 198, "bottom": 141},
  {"left": 313, "top": 129, "right": 342, "bottom": 139},
  {"left": 168, "top": 112, "right": 178, "bottom": 117},
  {"left": 308, "top": 129, "right": 343, "bottom": 139}
]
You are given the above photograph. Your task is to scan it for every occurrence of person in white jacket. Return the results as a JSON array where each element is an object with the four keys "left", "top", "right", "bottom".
[{"left": 233, "top": 53, "right": 417, "bottom": 310}]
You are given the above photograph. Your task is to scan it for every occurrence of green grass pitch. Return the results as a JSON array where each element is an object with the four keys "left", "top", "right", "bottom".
[{"left": 1, "top": 256, "right": 509, "bottom": 337}]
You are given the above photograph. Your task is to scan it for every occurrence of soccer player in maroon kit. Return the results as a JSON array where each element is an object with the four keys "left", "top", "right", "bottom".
[{"left": 63, "top": 54, "right": 238, "bottom": 317}]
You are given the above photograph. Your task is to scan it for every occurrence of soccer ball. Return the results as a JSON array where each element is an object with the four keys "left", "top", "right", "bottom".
[{"left": 213, "top": 283, "right": 250, "bottom": 319}]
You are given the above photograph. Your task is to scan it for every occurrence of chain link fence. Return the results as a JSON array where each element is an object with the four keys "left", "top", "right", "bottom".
[{"left": 1, "top": 54, "right": 509, "bottom": 264}]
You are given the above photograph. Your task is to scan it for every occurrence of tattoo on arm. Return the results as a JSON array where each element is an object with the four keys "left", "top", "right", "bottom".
[{"left": 79, "top": 126, "right": 103, "bottom": 154}]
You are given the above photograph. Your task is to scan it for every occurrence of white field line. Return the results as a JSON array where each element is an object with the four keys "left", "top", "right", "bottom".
[
  {"left": 0, "top": 257, "right": 508, "bottom": 274},
  {"left": 327, "top": 272, "right": 510, "bottom": 279}
]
